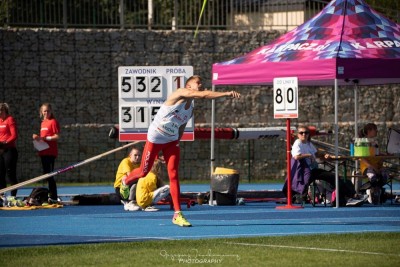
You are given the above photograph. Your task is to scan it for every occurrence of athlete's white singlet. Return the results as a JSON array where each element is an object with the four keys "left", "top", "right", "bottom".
[{"left": 147, "top": 101, "right": 193, "bottom": 143}]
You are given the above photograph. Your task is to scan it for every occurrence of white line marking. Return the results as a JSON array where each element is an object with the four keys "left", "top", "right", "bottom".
[
  {"left": 87, "top": 237, "right": 175, "bottom": 242},
  {"left": 225, "top": 242, "right": 400, "bottom": 257}
]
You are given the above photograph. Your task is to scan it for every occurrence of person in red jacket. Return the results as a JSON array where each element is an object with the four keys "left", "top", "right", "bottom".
[
  {"left": 0, "top": 103, "right": 19, "bottom": 197},
  {"left": 32, "top": 103, "right": 60, "bottom": 203}
]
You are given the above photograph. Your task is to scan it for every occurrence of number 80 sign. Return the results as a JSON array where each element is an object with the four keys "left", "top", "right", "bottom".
[{"left": 273, "top": 77, "right": 298, "bottom": 119}]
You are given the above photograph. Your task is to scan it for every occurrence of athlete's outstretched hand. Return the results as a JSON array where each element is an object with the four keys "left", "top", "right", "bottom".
[{"left": 228, "top": 91, "right": 241, "bottom": 99}]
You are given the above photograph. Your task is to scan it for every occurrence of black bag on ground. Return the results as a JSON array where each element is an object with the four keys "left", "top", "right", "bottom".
[
  {"left": 211, "top": 168, "right": 239, "bottom": 206},
  {"left": 26, "top": 187, "right": 49, "bottom": 206},
  {"left": 307, "top": 171, "right": 356, "bottom": 207}
]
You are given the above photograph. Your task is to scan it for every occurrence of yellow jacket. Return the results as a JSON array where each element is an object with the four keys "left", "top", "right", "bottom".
[
  {"left": 360, "top": 156, "right": 383, "bottom": 174},
  {"left": 114, "top": 157, "right": 140, "bottom": 188},
  {"left": 136, "top": 172, "right": 158, "bottom": 208}
]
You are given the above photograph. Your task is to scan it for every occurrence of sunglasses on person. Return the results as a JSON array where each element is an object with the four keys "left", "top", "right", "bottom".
[{"left": 298, "top": 131, "right": 309, "bottom": 135}]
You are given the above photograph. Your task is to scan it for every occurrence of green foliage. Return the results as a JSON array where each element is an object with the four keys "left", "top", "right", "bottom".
[
  {"left": 0, "top": 0, "right": 9, "bottom": 27},
  {"left": 365, "top": 0, "right": 400, "bottom": 21},
  {"left": 366, "top": 0, "right": 398, "bottom": 8},
  {"left": 0, "top": 0, "right": 398, "bottom": 28}
]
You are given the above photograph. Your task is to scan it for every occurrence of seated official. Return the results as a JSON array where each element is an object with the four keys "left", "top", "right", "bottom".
[{"left": 283, "top": 125, "right": 365, "bottom": 207}]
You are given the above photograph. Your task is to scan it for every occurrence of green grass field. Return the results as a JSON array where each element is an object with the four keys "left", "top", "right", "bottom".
[{"left": 1, "top": 232, "right": 399, "bottom": 267}]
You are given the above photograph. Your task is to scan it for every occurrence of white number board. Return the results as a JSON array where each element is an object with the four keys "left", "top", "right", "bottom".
[
  {"left": 118, "top": 66, "right": 194, "bottom": 141},
  {"left": 273, "top": 77, "right": 298, "bottom": 119}
]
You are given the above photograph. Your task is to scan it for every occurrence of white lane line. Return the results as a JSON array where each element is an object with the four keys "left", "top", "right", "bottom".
[{"left": 225, "top": 241, "right": 400, "bottom": 257}]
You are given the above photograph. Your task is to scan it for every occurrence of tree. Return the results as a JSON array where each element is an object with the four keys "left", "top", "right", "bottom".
[{"left": 365, "top": 0, "right": 399, "bottom": 22}]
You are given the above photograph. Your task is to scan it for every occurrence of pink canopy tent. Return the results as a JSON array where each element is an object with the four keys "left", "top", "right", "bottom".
[
  {"left": 209, "top": 0, "right": 400, "bottom": 207},
  {"left": 212, "top": 0, "right": 400, "bottom": 86}
]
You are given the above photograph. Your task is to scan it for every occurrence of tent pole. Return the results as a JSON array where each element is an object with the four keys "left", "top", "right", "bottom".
[
  {"left": 334, "top": 79, "right": 340, "bottom": 208},
  {"left": 276, "top": 118, "right": 302, "bottom": 210},
  {"left": 210, "top": 85, "right": 216, "bottom": 205},
  {"left": 354, "top": 83, "right": 358, "bottom": 137},
  {"left": 354, "top": 81, "right": 360, "bottom": 192}
]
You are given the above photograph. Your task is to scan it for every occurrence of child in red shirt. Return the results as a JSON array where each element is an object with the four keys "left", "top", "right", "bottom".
[{"left": 32, "top": 103, "right": 60, "bottom": 203}]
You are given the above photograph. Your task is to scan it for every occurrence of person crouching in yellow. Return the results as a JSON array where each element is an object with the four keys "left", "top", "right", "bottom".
[
  {"left": 114, "top": 147, "right": 142, "bottom": 211},
  {"left": 136, "top": 159, "right": 170, "bottom": 211}
]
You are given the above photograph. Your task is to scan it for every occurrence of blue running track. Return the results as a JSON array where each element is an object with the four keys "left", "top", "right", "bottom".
[{"left": 1, "top": 184, "right": 399, "bottom": 248}]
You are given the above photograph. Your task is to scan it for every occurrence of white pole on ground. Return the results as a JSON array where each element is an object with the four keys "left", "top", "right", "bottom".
[{"left": 0, "top": 142, "right": 140, "bottom": 194}]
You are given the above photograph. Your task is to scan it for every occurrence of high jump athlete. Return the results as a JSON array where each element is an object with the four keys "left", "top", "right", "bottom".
[{"left": 120, "top": 75, "right": 240, "bottom": 227}]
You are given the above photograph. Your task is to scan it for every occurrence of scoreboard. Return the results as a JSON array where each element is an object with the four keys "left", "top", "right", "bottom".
[{"left": 118, "top": 66, "right": 194, "bottom": 142}]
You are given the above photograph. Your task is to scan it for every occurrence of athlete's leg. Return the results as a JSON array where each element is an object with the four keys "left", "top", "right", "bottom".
[
  {"left": 1, "top": 148, "right": 19, "bottom": 196},
  {"left": 124, "top": 141, "right": 161, "bottom": 185},
  {"left": 162, "top": 141, "right": 181, "bottom": 211},
  {"left": 41, "top": 155, "right": 58, "bottom": 200},
  {"left": 128, "top": 183, "right": 137, "bottom": 201},
  {"left": 152, "top": 185, "right": 170, "bottom": 204}
]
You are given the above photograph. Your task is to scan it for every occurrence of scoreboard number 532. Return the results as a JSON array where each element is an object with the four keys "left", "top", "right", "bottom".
[{"left": 120, "top": 76, "right": 163, "bottom": 99}]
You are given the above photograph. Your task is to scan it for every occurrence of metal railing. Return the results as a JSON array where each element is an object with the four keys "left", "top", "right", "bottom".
[
  {"left": 1, "top": 0, "right": 333, "bottom": 30},
  {"left": 1, "top": 0, "right": 398, "bottom": 30}
]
